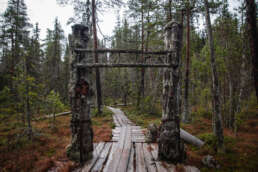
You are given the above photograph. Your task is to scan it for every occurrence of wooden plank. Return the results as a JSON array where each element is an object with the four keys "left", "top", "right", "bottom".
[
  {"left": 113, "top": 115, "right": 121, "bottom": 127},
  {"left": 135, "top": 143, "right": 147, "bottom": 172},
  {"left": 127, "top": 143, "right": 135, "bottom": 172},
  {"left": 164, "top": 163, "right": 176, "bottom": 172},
  {"left": 81, "top": 142, "right": 105, "bottom": 172},
  {"left": 143, "top": 143, "right": 157, "bottom": 172},
  {"left": 104, "top": 127, "right": 127, "bottom": 172},
  {"left": 133, "top": 140, "right": 146, "bottom": 143},
  {"left": 94, "top": 143, "right": 99, "bottom": 149},
  {"left": 117, "top": 126, "right": 132, "bottom": 171},
  {"left": 91, "top": 142, "right": 112, "bottom": 172},
  {"left": 77, "top": 63, "right": 172, "bottom": 68},
  {"left": 149, "top": 144, "right": 168, "bottom": 172},
  {"left": 115, "top": 114, "right": 123, "bottom": 126},
  {"left": 184, "top": 166, "right": 200, "bottom": 172},
  {"left": 102, "top": 143, "right": 118, "bottom": 172},
  {"left": 74, "top": 48, "right": 171, "bottom": 55}
]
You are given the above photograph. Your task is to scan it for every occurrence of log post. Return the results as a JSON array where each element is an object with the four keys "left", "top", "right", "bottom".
[
  {"left": 66, "top": 24, "right": 94, "bottom": 163},
  {"left": 158, "top": 20, "right": 186, "bottom": 163}
]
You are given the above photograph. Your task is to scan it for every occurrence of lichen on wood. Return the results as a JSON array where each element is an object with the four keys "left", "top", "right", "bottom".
[
  {"left": 66, "top": 24, "right": 94, "bottom": 163},
  {"left": 158, "top": 20, "right": 186, "bottom": 163}
]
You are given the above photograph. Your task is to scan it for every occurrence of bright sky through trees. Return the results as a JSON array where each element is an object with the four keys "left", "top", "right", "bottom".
[{"left": 0, "top": 0, "right": 241, "bottom": 40}]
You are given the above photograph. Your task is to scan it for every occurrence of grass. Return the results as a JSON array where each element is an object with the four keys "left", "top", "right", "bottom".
[{"left": 0, "top": 106, "right": 114, "bottom": 172}]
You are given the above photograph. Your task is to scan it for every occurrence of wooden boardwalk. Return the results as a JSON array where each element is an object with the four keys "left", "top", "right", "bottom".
[{"left": 79, "top": 107, "right": 199, "bottom": 172}]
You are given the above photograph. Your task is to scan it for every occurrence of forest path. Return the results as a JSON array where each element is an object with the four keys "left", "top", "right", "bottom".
[{"left": 79, "top": 107, "right": 199, "bottom": 172}]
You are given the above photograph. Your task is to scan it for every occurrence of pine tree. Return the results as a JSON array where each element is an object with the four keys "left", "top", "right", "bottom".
[
  {"left": 43, "top": 18, "right": 64, "bottom": 95},
  {"left": 2, "top": 0, "right": 31, "bottom": 90},
  {"left": 204, "top": 0, "right": 224, "bottom": 150}
]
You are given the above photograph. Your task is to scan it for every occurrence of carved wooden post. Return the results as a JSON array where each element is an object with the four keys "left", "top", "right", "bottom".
[
  {"left": 66, "top": 24, "right": 94, "bottom": 163},
  {"left": 158, "top": 20, "right": 186, "bottom": 163}
]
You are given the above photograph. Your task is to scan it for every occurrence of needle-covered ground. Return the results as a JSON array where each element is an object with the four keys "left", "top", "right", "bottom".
[
  {"left": 0, "top": 107, "right": 114, "bottom": 172},
  {"left": 120, "top": 105, "right": 258, "bottom": 172}
]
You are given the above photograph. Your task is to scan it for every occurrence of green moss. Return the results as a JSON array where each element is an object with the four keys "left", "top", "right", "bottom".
[{"left": 45, "top": 148, "right": 56, "bottom": 157}]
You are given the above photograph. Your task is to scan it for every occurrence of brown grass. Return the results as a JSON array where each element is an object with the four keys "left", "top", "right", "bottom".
[{"left": 0, "top": 114, "right": 112, "bottom": 172}]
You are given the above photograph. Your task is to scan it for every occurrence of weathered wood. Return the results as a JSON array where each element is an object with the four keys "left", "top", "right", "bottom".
[
  {"left": 180, "top": 129, "right": 204, "bottom": 147},
  {"left": 91, "top": 143, "right": 112, "bottom": 172},
  {"left": 149, "top": 144, "right": 168, "bottom": 172},
  {"left": 136, "top": 143, "right": 148, "bottom": 172},
  {"left": 74, "top": 48, "right": 172, "bottom": 55},
  {"left": 143, "top": 143, "right": 157, "bottom": 172},
  {"left": 81, "top": 142, "right": 105, "bottom": 172},
  {"left": 34, "top": 111, "right": 71, "bottom": 121},
  {"left": 158, "top": 20, "right": 186, "bottom": 163},
  {"left": 102, "top": 143, "right": 118, "bottom": 172},
  {"left": 93, "top": 143, "right": 99, "bottom": 149},
  {"left": 118, "top": 126, "right": 132, "bottom": 171},
  {"left": 127, "top": 143, "right": 135, "bottom": 172},
  {"left": 78, "top": 107, "right": 201, "bottom": 172},
  {"left": 105, "top": 127, "right": 127, "bottom": 171},
  {"left": 67, "top": 24, "right": 94, "bottom": 163},
  {"left": 77, "top": 63, "right": 172, "bottom": 68},
  {"left": 112, "top": 115, "right": 121, "bottom": 127}
]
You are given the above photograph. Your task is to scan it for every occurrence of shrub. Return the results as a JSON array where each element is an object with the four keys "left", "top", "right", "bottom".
[
  {"left": 191, "top": 106, "right": 212, "bottom": 121},
  {"left": 139, "top": 96, "right": 161, "bottom": 116}
]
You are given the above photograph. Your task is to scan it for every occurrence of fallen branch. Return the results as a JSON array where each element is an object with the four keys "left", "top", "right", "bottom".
[{"left": 33, "top": 111, "right": 71, "bottom": 121}]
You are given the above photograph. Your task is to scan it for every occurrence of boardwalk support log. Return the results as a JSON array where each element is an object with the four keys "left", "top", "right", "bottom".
[
  {"left": 180, "top": 129, "right": 204, "bottom": 147},
  {"left": 66, "top": 24, "right": 94, "bottom": 163},
  {"left": 158, "top": 20, "right": 186, "bottom": 163}
]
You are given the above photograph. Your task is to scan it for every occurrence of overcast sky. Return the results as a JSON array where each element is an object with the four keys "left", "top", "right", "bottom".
[
  {"left": 0, "top": 0, "right": 241, "bottom": 42},
  {"left": 0, "top": 0, "right": 118, "bottom": 41}
]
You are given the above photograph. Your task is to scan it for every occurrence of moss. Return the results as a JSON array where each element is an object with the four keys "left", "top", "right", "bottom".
[{"left": 45, "top": 148, "right": 56, "bottom": 157}]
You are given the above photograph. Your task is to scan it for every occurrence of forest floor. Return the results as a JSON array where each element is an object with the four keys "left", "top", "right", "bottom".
[
  {"left": 1, "top": 104, "right": 257, "bottom": 172},
  {"left": 120, "top": 105, "right": 258, "bottom": 172},
  {"left": 0, "top": 107, "right": 114, "bottom": 172}
]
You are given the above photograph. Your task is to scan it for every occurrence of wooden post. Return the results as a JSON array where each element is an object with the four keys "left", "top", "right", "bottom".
[
  {"left": 66, "top": 24, "right": 94, "bottom": 163},
  {"left": 158, "top": 20, "right": 186, "bottom": 163}
]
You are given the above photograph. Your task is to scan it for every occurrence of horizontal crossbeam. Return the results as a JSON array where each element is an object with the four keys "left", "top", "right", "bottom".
[
  {"left": 76, "top": 63, "right": 172, "bottom": 68},
  {"left": 74, "top": 48, "right": 172, "bottom": 55}
]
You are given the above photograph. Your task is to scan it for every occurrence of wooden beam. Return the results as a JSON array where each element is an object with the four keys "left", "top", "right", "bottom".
[
  {"left": 74, "top": 48, "right": 172, "bottom": 55},
  {"left": 76, "top": 63, "right": 172, "bottom": 68}
]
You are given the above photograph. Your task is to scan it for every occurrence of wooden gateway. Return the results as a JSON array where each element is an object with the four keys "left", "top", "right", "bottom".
[{"left": 67, "top": 21, "right": 202, "bottom": 172}]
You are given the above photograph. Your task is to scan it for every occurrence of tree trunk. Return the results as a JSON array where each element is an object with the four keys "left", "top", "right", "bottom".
[
  {"left": 178, "top": 10, "right": 185, "bottom": 116},
  {"left": 183, "top": 3, "right": 190, "bottom": 123},
  {"left": 25, "top": 57, "right": 32, "bottom": 139},
  {"left": 92, "top": 0, "right": 102, "bottom": 114},
  {"left": 167, "top": 0, "right": 172, "bottom": 22},
  {"left": 246, "top": 0, "right": 258, "bottom": 103},
  {"left": 67, "top": 24, "right": 94, "bottom": 163},
  {"left": 158, "top": 20, "right": 186, "bottom": 163},
  {"left": 140, "top": 1, "right": 145, "bottom": 103},
  {"left": 204, "top": 0, "right": 224, "bottom": 150}
]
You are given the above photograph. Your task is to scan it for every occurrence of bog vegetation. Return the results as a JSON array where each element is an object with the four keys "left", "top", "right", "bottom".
[{"left": 0, "top": 0, "right": 257, "bottom": 171}]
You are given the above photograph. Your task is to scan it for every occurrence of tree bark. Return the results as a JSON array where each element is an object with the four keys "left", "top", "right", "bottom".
[
  {"left": 92, "top": 0, "right": 102, "bottom": 114},
  {"left": 183, "top": 2, "right": 190, "bottom": 123},
  {"left": 246, "top": 0, "right": 258, "bottom": 103},
  {"left": 139, "top": 0, "right": 145, "bottom": 106},
  {"left": 67, "top": 24, "right": 94, "bottom": 163},
  {"left": 158, "top": 20, "right": 186, "bottom": 163},
  {"left": 25, "top": 56, "right": 32, "bottom": 139},
  {"left": 204, "top": 0, "right": 224, "bottom": 150}
]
